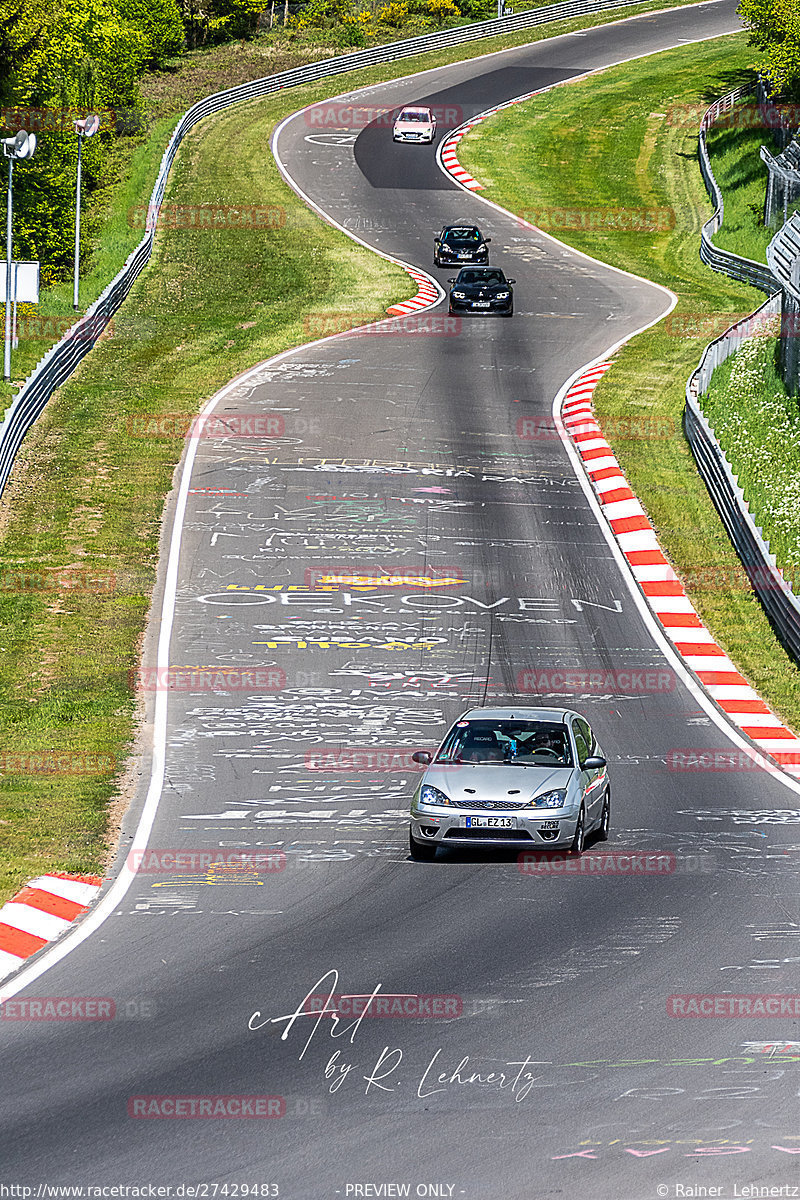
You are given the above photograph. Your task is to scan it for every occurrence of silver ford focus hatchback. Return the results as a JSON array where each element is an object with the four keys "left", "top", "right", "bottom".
[{"left": 409, "top": 707, "right": 610, "bottom": 860}]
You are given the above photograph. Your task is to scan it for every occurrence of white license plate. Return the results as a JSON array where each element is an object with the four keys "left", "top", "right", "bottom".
[
  {"left": 465, "top": 816, "right": 514, "bottom": 828},
  {"left": 457, "top": 251, "right": 471, "bottom": 258},
  {"left": 539, "top": 821, "right": 559, "bottom": 830},
  {"left": 473, "top": 301, "right": 491, "bottom": 308}
]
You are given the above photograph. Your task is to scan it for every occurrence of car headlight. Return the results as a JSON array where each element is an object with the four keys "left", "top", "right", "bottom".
[
  {"left": 420, "top": 784, "right": 451, "bottom": 806},
  {"left": 527, "top": 788, "right": 567, "bottom": 809},
  {"left": 451, "top": 291, "right": 466, "bottom": 299},
  {"left": 495, "top": 291, "right": 510, "bottom": 300}
]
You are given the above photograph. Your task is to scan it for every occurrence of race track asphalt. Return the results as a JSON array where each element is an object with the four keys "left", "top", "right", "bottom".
[{"left": 4, "top": 4, "right": 800, "bottom": 1196}]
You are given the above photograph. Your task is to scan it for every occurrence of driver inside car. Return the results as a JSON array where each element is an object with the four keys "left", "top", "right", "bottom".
[{"left": 530, "top": 729, "right": 566, "bottom": 761}]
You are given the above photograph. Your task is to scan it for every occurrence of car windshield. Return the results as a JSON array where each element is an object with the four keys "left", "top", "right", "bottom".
[
  {"left": 443, "top": 228, "right": 480, "bottom": 243},
  {"left": 435, "top": 720, "right": 573, "bottom": 767},
  {"left": 457, "top": 269, "right": 504, "bottom": 284},
  {"left": 400, "top": 110, "right": 429, "bottom": 122}
]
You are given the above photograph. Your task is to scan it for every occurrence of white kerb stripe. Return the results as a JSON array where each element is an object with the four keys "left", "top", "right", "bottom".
[
  {"left": 705, "top": 685, "right": 761, "bottom": 700},
  {"left": 0, "top": 949, "right": 26, "bottom": 978},
  {"left": 582, "top": 456, "right": 619, "bottom": 471},
  {"left": 616, "top": 531, "right": 661, "bottom": 552},
  {"left": 601, "top": 499, "right": 644, "bottom": 520},
  {"left": 0, "top": 902, "right": 72, "bottom": 941},
  {"left": 664, "top": 625, "right": 716, "bottom": 640},
  {"left": 28, "top": 875, "right": 99, "bottom": 906},
  {"left": 682, "top": 655, "right": 740, "bottom": 673},
  {"left": 629, "top": 565, "right": 680, "bottom": 583},
  {"left": 646, "top": 596, "right": 698, "bottom": 614}
]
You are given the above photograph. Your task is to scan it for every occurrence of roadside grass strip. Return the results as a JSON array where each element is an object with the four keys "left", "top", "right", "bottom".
[
  {"left": 705, "top": 98, "right": 777, "bottom": 265},
  {"left": 701, "top": 335, "right": 800, "bottom": 593},
  {"left": 562, "top": 365, "right": 800, "bottom": 780},
  {"left": 0, "top": 873, "right": 102, "bottom": 980}
]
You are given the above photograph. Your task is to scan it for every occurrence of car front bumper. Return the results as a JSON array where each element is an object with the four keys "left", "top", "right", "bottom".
[
  {"left": 393, "top": 130, "right": 434, "bottom": 142},
  {"left": 437, "top": 251, "right": 489, "bottom": 264},
  {"left": 410, "top": 804, "right": 579, "bottom": 849},
  {"left": 449, "top": 297, "right": 512, "bottom": 314}
]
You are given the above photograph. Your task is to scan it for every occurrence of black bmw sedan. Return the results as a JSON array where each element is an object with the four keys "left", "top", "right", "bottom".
[
  {"left": 448, "top": 267, "right": 515, "bottom": 316},
  {"left": 434, "top": 223, "right": 490, "bottom": 267}
]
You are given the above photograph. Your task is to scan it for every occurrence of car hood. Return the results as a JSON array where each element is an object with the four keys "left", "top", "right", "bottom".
[
  {"left": 441, "top": 240, "right": 483, "bottom": 249},
  {"left": 394, "top": 119, "right": 433, "bottom": 131},
  {"left": 422, "top": 764, "right": 573, "bottom": 804}
]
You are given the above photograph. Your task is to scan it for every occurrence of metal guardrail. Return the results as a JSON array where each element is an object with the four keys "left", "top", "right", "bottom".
[
  {"left": 761, "top": 140, "right": 800, "bottom": 228},
  {"left": 684, "top": 293, "right": 800, "bottom": 664},
  {"left": 767, "top": 208, "right": 800, "bottom": 296},
  {"left": 767, "top": 209, "right": 800, "bottom": 394},
  {"left": 698, "top": 85, "right": 780, "bottom": 294},
  {"left": 0, "top": 0, "right": 664, "bottom": 499}
]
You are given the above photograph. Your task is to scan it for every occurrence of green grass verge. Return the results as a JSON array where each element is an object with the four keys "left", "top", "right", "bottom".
[
  {"left": 702, "top": 334, "right": 800, "bottom": 591},
  {"left": 0, "top": 1, "right": 752, "bottom": 905},
  {"left": 706, "top": 98, "right": 778, "bottom": 264},
  {"left": 459, "top": 33, "right": 800, "bottom": 732}
]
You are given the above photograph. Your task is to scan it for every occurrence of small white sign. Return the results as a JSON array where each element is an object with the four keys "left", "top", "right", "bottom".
[{"left": 0, "top": 261, "right": 40, "bottom": 303}]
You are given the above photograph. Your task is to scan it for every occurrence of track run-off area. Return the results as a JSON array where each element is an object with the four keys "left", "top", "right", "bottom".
[{"left": 3, "top": 3, "right": 800, "bottom": 1197}]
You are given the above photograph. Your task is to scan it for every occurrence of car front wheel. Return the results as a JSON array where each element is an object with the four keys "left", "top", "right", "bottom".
[
  {"left": 409, "top": 828, "right": 438, "bottom": 861},
  {"left": 597, "top": 790, "right": 610, "bottom": 841},
  {"left": 570, "top": 807, "right": 586, "bottom": 856}
]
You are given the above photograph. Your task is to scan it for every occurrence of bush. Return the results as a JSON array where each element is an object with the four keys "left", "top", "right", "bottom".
[
  {"left": 377, "top": 1, "right": 409, "bottom": 26},
  {"left": 426, "top": 0, "right": 459, "bottom": 19},
  {"left": 333, "top": 17, "right": 368, "bottom": 44},
  {"left": 294, "top": 0, "right": 356, "bottom": 25}
]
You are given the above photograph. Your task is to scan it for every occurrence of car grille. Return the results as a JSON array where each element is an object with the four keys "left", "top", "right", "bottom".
[
  {"left": 446, "top": 798, "right": 528, "bottom": 810},
  {"left": 444, "top": 828, "right": 534, "bottom": 841}
]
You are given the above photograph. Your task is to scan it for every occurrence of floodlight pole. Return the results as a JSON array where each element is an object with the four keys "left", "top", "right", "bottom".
[
  {"left": 73, "top": 128, "right": 84, "bottom": 311},
  {"left": 4, "top": 155, "right": 13, "bottom": 383},
  {"left": 73, "top": 117, "right": 98, "bottom": 312}
]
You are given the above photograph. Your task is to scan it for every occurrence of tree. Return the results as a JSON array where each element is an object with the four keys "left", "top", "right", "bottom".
[
  {"left": 3, "top": 0, "right": 148, "bottom": 284},
  {"left": 0, "top": 0, "right": 50, "bottom": 86},
  {"left": 178, "top": 0, "right": 265, "bottom": 46},
  {"left": 117, "top": 0, "right": 185, "bottom": 68},
  {"left": 738, "top": 0, "right": 800, "bottom": 97},
  {"left": 16, "top": 0, "right": 148, "bottom": 114}
]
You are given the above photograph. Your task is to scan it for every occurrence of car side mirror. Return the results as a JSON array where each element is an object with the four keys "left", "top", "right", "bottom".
[
  {"left": 447, "top": 278, "right": 455, "bottom": 284},
  {"left": 582, "top": 755, "right": 607, "bottom": 770},
  {"left": 485, "top": 237, "right": 491, "bottom": 243},
  {"left": 412, "top": 750, "right": 433, "bottom": 765},
  {"left": 507, "top": 278, "right": 516, "bottom": 284}
]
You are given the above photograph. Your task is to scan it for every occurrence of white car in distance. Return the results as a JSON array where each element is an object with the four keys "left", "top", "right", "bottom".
[{"left": 392, "top": 106, "right": 437, "bottom": 144}]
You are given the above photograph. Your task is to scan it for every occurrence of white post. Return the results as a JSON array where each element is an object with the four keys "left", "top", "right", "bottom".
[
  {"left": 73, "top": 131, "right": 83, "bottom": 311},
  {"left": 12, "top": 264, "right": 18, "bottom": 349}
]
